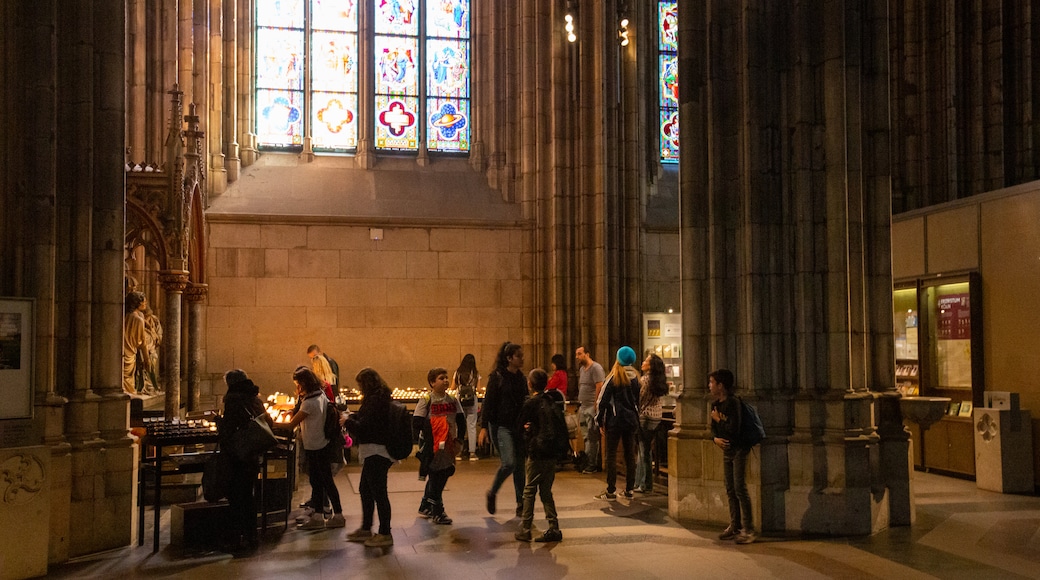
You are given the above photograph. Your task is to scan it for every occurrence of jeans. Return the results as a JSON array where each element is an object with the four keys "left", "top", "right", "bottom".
[
  {"left": 634, "top": 417, "right": 660, "bottom": 491},
  {"left": 489, "top": 425, "right": 525, "bottom": 507},
  {"left": 422, "top": 465, "right": 455, "bottom": 515},
  {"left": 724, "top": 446, "right": 753, "bottom": 532},
  {"left": 464, "top": 405, "right": 479, "bottom": 455},
  {"left": 603, "top": 428, "right": 636, "bottom": 494},
  {"left": 519, "top": 457, "right": 558, "bottom": 532},
  {"left": 360, "top": 454, "right": 392, "bottom": 535},
  {"left": 305, "top": 448, "right": 342, "bottom": 515},
  {"left": 579, "top": 404, "right": 600, "bottom": 469}
]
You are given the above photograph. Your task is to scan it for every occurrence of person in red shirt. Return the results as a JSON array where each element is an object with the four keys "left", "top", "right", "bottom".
[{"left": 546, "top": 354, "right": 568, "bottom": 398}]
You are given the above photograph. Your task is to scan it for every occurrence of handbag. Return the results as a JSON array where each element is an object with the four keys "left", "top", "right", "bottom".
[
  {"left": 226, "top": 413, "right": 278, "bottom": 462},
  {"left": 202, "top": 451, "right": 231, "bottom": 502}
]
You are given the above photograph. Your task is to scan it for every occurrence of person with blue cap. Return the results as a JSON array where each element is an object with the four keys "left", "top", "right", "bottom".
[{"left": 593, "top": 346, "right": 641, "bottom": 500}]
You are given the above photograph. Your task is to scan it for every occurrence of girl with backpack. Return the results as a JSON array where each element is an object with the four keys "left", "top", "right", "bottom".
[
  {"left": 279, "top": 367, "right": 345, "bottom": 531},
  {"left": 452, "top": 354, "right": 481, "bottom": 461},
  {"left": 594, "top": 346, "right": 641, "bottom": 501},
  {"left": 343, "top": 368, "right": 396, "bottom": 547}
]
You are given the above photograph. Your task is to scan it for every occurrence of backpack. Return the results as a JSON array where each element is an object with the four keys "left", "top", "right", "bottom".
[
  {"left": 455, "top": 371, "right": 477, "bottom": 407},
  {"left": 738, "top": 397, "right": 766, "bottom": 447},
  {"left": 386, "top": 401, "right": 415, "bottom": 460},
  {"left": 323, "top": 395, "right": 344, "bottom": 448},
  {"left": 532, "top": 394, "right": 571, "bottom": 460}
]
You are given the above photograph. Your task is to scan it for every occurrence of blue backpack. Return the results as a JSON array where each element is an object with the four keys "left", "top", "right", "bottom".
[{"left": 738, "top": 398, "right": 766, "bottom": 447}]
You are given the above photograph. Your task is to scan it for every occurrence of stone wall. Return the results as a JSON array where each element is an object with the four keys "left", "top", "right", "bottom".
[{"left": 204, "top": 221, "right": 530, "bottom": 396}]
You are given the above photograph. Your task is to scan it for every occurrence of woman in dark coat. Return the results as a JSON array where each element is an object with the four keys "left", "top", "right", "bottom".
[{"left": 218, "top": 369, "right": 274, "bottom": 555}]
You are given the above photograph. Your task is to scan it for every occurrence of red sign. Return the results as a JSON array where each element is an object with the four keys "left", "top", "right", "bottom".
[{"left": 937, "top": 293, "right": 970, "bottom": 340}]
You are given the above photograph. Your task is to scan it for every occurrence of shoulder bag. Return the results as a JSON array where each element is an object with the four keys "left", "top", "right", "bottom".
[{"left": 226, "top": 413, "right": 278, "bottom": 462}]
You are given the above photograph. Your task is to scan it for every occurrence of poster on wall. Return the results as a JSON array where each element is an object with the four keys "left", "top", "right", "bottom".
[
  {"left": 936, "top": 293, "right": 972, "bottom": 389},
  {"left": 0, "top": 298, "right": 34, "bottom": 419}
]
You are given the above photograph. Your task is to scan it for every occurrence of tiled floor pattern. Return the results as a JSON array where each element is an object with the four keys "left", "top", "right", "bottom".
[{"left": 50, "top": 459, "right": 1040, "bottom": 579}]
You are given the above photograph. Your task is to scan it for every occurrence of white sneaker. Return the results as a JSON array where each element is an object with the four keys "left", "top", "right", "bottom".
[{"left": 297, "top": 513, "right": 325, "bottom": 530}]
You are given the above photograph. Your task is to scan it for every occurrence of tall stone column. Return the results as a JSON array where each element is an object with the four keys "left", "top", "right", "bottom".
[
  {"left": 223, "top": 0, "right": 240, "bottom": 182},
  {"left": 160, "top": 270, "right": 189, "bottom": 419},
  {"left": 670, "top": 0, "right": 905, "bottom": 535},
  {"left": 208, "top": 0, "right": 226, "bottom": 192},
  {"left": 185, "top": 283, "right": 208, "bottom": 412}
]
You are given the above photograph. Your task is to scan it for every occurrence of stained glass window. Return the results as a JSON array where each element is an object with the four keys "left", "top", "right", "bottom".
[
  {"left": 256, "top": 0, "right": 470, "bottom": 155},
  {"left": 659, "top": 1, "right": 679, "bottom": 163},
  {"left": 425, "top": 0, "right": 470, "bottom": 152}
]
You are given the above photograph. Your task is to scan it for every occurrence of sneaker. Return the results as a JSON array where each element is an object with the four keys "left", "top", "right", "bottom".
[
  {"left": 297, "top": 513, "right": 326, "bottom": 530},
  {"left": 632, "top": 486, "right": 648, "bottom": 494},
  {"left": 346, "top": 528, "right": 373, "bottom": 542},
  {"left": 469, "top": 456, "right": 479, "bottom": 461},
  {"left": 418, "top": 507, "right": 432, "bottom": 518},
  {"left": 430, "top": 513, "right": 453, "bottom": 525},
  {"left": 735, "top": 530, "right": 757, "bottom": 544},
  {"left": 718, "top": 525, "right": 738, "bottom": 540},
  {"left": 514, "top": 529, "right": 532, "bottom": 542},
  {"left": 515, "top": 505, "right": 523, "bottom": 518},
  {"left": 364, "top": 533, "right": 394, "bottom": 547},
  {"left": 581, "top": 467, "right": 602, "bottom": 474},
  {"left": 295, "top": 506, "right": 317, "bottom": 523},
  {"left": 621, "top": 489, "right": 634, "bottom": 499},
  {"left": 486, "top": 491, "right": 497, "bottom": 514},
  {"left": 325, "top": 513, "right": 346, "bottom": 528},
  {"left": 418, "top": 474, "right": 427, "bottom": 481},
  {"left": 535, "top": 529, "right": 563, "bottom": 543},
  {"left": 593, "top": 490, "right": 616, "bottom": 500}
]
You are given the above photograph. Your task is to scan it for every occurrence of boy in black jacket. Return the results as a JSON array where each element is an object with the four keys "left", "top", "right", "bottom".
[{"left": 514, "top": 368, "right": 566, "bottom": 543}]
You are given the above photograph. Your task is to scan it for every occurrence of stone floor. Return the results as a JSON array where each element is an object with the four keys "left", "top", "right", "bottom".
[{"left": 50, "top": 458, "right": 1040, "bottom": 579}]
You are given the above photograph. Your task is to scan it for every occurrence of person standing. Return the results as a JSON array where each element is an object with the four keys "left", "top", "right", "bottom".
[
  {"left": 545, "top": 354, "right": 568, "bottom": 398},
  {"left": 278, "top": 367, "right": 346, "bottom": 531},
  {"left": 515, "top": 368, "right": 566, "bottom": 543},
  {"left": 217, "top": 369, "right": 274, "bottom": 556},
  {"left": 634, "top": 353, "right": 668, "bottom": 493},
  {"left": 452, "top": 354, "right": 481, "bottom": 461},
  {"left": 414, "top": 367, "right": 465, "bottom": 525},
  {"left": 594, "top": 346, "right": 640, "bottom": 500},
  {"left": 709, "top": 368, "right": 756, "bottom": 545},
  {"left": 344, "top": 368, "right": 396, "bottom": 547},
  {"left": 478, "top": 342, "right": 528, "bottom": 517},
  {"left": 307, "top": 344, "right": 340, "bottom": 395},
  {"left": 574, "top": 346, "right": 605, "bottom": 473}
]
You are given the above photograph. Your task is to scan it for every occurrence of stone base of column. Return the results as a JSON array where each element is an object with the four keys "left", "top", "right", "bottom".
[{"left": 1, "top": 446, "right": 51, "bottom": 577}]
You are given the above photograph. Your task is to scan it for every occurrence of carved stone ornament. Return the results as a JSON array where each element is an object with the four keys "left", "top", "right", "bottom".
[
  {"left": 158, "top": 270, "right": 190, "bottom": 293},
  {"left": 185, "top": 283, "right": 209, "bottom": 303},
  {"left": 1, "top": 454, "right": 45, "bottom": 504}
]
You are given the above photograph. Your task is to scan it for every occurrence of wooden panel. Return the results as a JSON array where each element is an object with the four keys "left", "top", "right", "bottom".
[{"left": 945, "top": 418, "right": 976, "bottom": 475}]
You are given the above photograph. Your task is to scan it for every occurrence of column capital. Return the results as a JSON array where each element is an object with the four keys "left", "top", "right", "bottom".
[
  {"left": 184, "top": 283, "right": 209, "bottom": 302},
  {"left": 158, "top": 270, "right": 190, "bottom": 292}
]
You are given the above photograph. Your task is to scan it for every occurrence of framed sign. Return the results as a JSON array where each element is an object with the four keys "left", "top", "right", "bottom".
[{"left": 0, "top": 298, "right": 34, "bottom": 420}]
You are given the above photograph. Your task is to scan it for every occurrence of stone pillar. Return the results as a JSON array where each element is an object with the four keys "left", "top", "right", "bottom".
[
  {"left": 178, "top": 0, "right": 193, "bottom": 107},
  {"left": 237, "top": 0, "right": 257, "bottom": 168},
  {"left": 208, "top": 0, "right": 226, "bottom": 192},
  {"left": 669, "top": 0, "right": 903, "bottom": 536},
  {"left": 354, "top": 0, "right": 374, "bottom": 168},
  {"left": 160, "top": 270, "right": 189, "bottom": 419},
  {"left": 128, "top": 0, "right": 147, "bottom": 160},
  {"left": 223, "top": 0, "right": 240, "bottom": 182},
  {"left": 185, "top": 283, "right": 208, "bottom": 412}
]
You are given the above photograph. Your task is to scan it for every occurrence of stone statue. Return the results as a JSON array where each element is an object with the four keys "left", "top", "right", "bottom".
[{"left": 122, "top": 292, "right": 151, "bottom": 395}]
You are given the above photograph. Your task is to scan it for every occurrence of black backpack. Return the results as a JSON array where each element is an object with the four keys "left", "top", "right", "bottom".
[
  {"left": 532, "top": 394, "right": 571, "bottom": 460},
  {"left": 386, "top": 401, "right": 415, "bottom": 460},
  {"left": 737, "top": 397, "right": 766, "bottom": 447},
  {"left": 323, "top": 395, "right": 344, "bottom": 448}
]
